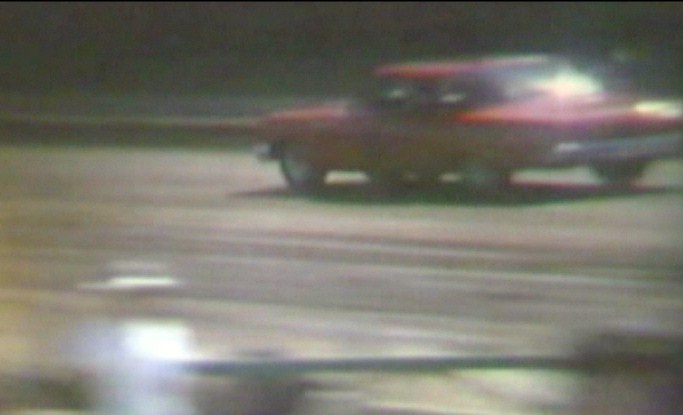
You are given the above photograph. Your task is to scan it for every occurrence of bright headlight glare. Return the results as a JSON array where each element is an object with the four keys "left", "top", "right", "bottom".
[
  {"left": 534, "top": 71, "right": 603, "bottom": 98},
  {"left": 634, "top": 101, "right": 683, "bottom": 117}
]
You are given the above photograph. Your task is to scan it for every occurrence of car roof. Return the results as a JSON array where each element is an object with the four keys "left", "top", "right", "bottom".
[{"left": 374, "top": 55, "right": 558, "bottom": 80}]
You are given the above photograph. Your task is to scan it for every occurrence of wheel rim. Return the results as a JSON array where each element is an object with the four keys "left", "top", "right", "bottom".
[
  {"left": 593, "top": 162, "right": 646, "bottom": 186},
  {"left": 461, "top": 161, "right": 509, "bottom": 190},
  {"left": 281, "top": 143, "right": 324, "bottom": 191}
]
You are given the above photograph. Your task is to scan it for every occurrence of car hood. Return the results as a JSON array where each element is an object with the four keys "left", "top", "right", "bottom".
[{"left": 457, "top": 93, "right": 683, "bottom": 130}]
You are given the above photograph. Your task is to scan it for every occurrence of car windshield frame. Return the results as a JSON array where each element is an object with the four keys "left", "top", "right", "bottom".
[{"left": 365, "top": 57, "right": 609, "bottom": 109}]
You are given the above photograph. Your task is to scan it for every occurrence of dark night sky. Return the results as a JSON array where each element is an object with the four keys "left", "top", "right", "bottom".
[{"left": 1, "top": 2, "right": 681, "bottom": 93}]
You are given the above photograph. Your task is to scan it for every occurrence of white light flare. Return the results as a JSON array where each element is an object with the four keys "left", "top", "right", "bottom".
[
  {"left": 634, "top": 100, "right": 683, "bottom": 118},
  {"left": 534, "top": 71, "right": 603, "bottom": 99}
]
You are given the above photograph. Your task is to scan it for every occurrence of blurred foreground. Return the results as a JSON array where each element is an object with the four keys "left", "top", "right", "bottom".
[{"left": 0, "top": 99, "right": 680, "bottom": 414}]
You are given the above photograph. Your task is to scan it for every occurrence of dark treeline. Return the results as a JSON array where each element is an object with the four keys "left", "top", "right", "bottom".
[{"left": 1, "top": 2, "right": 681, "bottom": 94}]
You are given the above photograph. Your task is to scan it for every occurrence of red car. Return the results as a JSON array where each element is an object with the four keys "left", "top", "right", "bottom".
[{"left": 254, "top": 55, "right": 682, "bottom": 193}]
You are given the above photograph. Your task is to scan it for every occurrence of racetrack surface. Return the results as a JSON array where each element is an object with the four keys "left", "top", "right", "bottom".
[{"left": 0, "top": 143, "right": 681, "bottom": 414}]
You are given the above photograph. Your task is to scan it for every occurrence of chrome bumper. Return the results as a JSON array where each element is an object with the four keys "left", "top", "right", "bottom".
[{"left": 545, "top": 131, "right": 683, "bottom": 165}]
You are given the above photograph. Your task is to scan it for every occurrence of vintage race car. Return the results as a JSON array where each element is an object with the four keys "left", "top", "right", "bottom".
[{"left": 254, "top": 55, "right": 682, "bottom": 193}]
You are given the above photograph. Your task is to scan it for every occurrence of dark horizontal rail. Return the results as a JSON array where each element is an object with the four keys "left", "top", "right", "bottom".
[
  {"left": 181, "top": 355, "right": 581, "bottom": 377},
  {"left": 0, "top": 113, "right": 260, "bottom": 133}
]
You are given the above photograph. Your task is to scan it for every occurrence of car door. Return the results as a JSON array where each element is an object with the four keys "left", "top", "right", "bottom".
[
  {"left": 368, "top": 78, "right": 453, "bottom": 174},
  {"left": 430, "top": 76, "right": 504, "bottom": 164}
]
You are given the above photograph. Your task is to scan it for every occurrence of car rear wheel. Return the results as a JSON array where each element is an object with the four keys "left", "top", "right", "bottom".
[
  {"left": 280, "top": 142, "right": 326, "bottom": 193},
  {"left": 460, "top": 160, "right": 511, "bottom": 194},
  {"left": 592, "top": 161, "right": 647, "bottom": 187},
  {"left": 366, "top": 170, "right": 410, "bottom": 195},
  {"left": 406, "top": 172, "right": 441, "bottom": 188}
]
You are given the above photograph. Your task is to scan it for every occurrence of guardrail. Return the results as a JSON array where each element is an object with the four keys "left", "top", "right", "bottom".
[{"left": 181, "top": 330, "right": 682, "bottom": 415}]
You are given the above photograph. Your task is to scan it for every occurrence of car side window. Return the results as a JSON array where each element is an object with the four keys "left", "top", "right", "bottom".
[
  {"left": 370, "top": 78, "right": 409, "bottom": 106},
  {"left": 410, "top": 81, "right": 439, "bottom": 106},
  {"left": 371, "top": 78, "right": 440, "bottom": 109},
  {"left": 439, "top": 77, "right": 502, "bottom": 108}
]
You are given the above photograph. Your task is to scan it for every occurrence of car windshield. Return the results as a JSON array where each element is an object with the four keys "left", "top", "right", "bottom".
[
  {"left": 485, "top": 59, "right": 606, "bottom": 101},
  {"left": 369, "top": 59, "right": 608, "bottom": 108}
]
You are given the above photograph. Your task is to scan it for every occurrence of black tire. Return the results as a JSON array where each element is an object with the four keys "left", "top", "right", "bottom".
[
  {"left": 406, "top": 172, "right": 441, "bottom": 188},
  {"left": 592, "top": 161, "right": 647, "bottom": 187},
  {"left": 280, "top": 142, "right": 326, "bottom": 193},
  {"left": 460, "top": 160, "right": 511, "bottom": 194},
  {"left": 366, "top": 170, "right": 410, "bottom": 195}
]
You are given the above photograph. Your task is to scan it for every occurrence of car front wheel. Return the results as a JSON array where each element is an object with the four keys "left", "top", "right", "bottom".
[
  {"left": 280, "top": 142, "right": 326, "bottom": 193},
  {"left": 592, "top": 161, "right": 647, "bottom": 187}
]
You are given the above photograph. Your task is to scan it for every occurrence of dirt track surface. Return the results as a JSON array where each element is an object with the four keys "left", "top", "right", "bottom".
[{"left": 0, "top": 144, "right": 681, "bottom": 414}]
